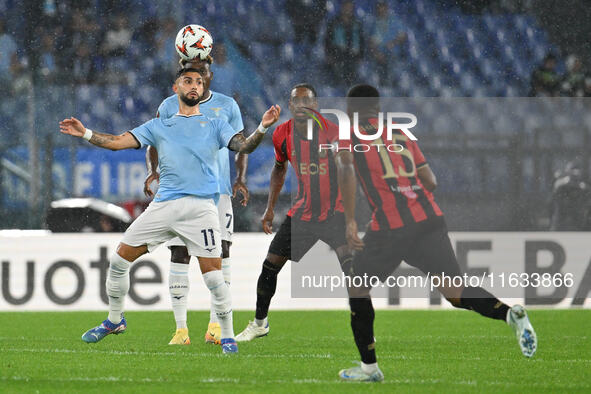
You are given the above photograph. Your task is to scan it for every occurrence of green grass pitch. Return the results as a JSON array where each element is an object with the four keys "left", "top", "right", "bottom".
[{"left": 1, "top": 310, "right": 590, "bottom": 393}]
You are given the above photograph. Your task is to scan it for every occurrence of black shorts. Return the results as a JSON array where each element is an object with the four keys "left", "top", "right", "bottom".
[
  {"left": 352, "top": 216, "right": 462, "bottom": 281},
  {"left": 268, "top": 213, "right": 347, "bottom": 262}
]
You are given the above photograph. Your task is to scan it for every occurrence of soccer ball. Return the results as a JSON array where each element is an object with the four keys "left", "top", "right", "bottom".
[{"left": 175, "top": 24, "right": 213, "bottom": 61}]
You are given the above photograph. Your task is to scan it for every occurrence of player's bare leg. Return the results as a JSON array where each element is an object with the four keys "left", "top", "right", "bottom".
[
  {"left": 168, "top": 246, "right": 191, "bottom": 345},
  {"left": 198, "top": 256, "right": 237, "bottom": 354},
  {"left": 82, "top": 243, "right": 147, "bottom": 343}
]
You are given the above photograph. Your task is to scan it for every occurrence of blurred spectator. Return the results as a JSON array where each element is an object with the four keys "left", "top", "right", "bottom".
[
  {"left": 368, "top": 1, "right": 407, "bottom": 85},
  {"left": 153, "top": 18, "right": 178, "bottom": 75},
  {"left": 0, "top": 18, "right": 17, "bottom": 91},
  {"left": 529, "top": 52, "right": 560, "bottom": 96},
  {"left": 550, "top": 160, "right": 591, "bottom": 230},
  {"left": 68, "top": 9, "right": 100, "bottom": 53},
  {"left": 72, "top": 43, "right": 96, "bottom": 84},
  {"left": 211, "top": 41, "right": 238, "bottom": 97},
  {"left": 561, "top": 54, "right": 585, "bottom": 97},
  {"left": 324, "top": 0, "right": 365, "bottom": 86},
  {"left": 101, "top": 14, "right": 132, "bottom": 84},
  {"left": 101, "top": 14, "right": 132, "bottom": 57},
  {"left": 285, "top": 0, "right": 327, "bottom": 45},
  {"left": 135, "top": 17, "right": 161, "bottom": 57},
  {"left": 38, "top": 34, "right": 59, "bottom": 83},
  {"left": 584, "top": 77, "right": 591, "bottom": 97},
  {"left": 63, "top": 9, "right": 100, "bottom": 83}
]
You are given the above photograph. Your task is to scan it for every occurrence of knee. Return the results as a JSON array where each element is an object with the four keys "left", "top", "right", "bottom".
[
  {"left": 116, "top": 243, "right": 146, "bottom": 262},
  {"left": 221, "top": 241, "right": 231, "bottom": 259},
  {"left": 170, "top": 246, "right": 190, "bottom": 264},
  {"left": 199, "top": 256, "right": 222, "bottom": 274},
  {"left": 106, "top": 254, "right": 130, "bottom": 294},
  {"left": 348, "top": 287, "right": 371, "bottom": 299},
  {"left": 447, "top": 297, "right": 463, "bottom": 308},
  {"left": 265, "top": 253, "right": 287, "bottom": 270},
  {"left": 109, "top": 253, "right": 131, "bottom": 275}
]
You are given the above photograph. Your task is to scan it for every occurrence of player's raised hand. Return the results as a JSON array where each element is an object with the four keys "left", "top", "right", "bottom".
[
  {"left": 261, "top": 105, "right": 281, "bottom": 128},
  {"left": 59, "top": 117, "right": 86, "bottom": 138},
  {"left": 143, "top": 171, "right": 160, "bottom": 198},
  {"left": 233, "top": 178, "right": 250, "bottom": 206},
  {"left": 261, "top": 209, "right": 274, "bottom": 234},
  {"left": 346, "top": 220, "right": 365, "bottom": 251}
]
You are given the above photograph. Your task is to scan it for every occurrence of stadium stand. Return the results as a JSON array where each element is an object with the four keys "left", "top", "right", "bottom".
[{"left": 1, "top": 0, "right": 590, "bottom": 230}]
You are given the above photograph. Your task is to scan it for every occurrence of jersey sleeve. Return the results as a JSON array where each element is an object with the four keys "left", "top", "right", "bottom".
[
  {"left": 272, "top": 125, "right": 287, "bottom": 163},
  {"left": 409, "top": 140, "right": 427, "bottom": 168},
  {"left": 228, "top": 99, "right": 244, "bottom": 132},
  {"left": 129, "top": 119, "right": 157, "bottom": 148},
  {"left": 156, "top": 95, "right": 177, "bottom": 120},
  {"left": 156, "top": 100, "right": 168, "bottom": 119},
  {"left": 216, "top": 118, "right": 240, "bottom": 149}
]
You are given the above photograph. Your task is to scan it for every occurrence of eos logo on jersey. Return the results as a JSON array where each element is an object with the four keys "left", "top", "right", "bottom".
[
  {"left": 299, "top": 162, "right": 327, "bottom": 175},
  {"left": 304, "top": 108, "right": 418, "bottom": 152}
]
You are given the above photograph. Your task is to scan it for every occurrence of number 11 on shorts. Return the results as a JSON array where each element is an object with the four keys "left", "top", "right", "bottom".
[{"left": 201, "top": 228, "right": 215, "bottom": 246}]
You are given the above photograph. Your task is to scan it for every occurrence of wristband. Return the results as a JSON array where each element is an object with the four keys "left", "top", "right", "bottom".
[
  {"left": 83, "top": 128, "right": 93, "bottom": 141},
  {"left": 256, "top": 122, "right": 269, "bottom": 134}
]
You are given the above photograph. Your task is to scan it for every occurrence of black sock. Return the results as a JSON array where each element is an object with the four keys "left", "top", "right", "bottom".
[
  {"left": 349, "top": 297, "right": 376, "bottom": 364},
  {"left": 255, "top": 260, "right": 281, "bottom": 320},
  {"left": 459, "top": 287, "right": 510, "bottom": 321}
]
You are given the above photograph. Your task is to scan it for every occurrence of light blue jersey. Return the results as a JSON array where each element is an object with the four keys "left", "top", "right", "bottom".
[
  {"left": 157, "top": 92, "right": 244, "bottom": 195},
  {"left": 130, "top": 114, "right": 238, "bottom": 202}
]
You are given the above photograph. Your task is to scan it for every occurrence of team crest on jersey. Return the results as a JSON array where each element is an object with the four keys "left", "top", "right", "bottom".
[
  {"left": 210, "top": 107, "right": 222, "bottom": 117},
  {"left": 200, "top": 121, "right": 208, "bottom": 127}
]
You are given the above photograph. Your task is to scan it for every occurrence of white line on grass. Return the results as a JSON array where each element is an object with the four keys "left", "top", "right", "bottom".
[
  {"left": 378, "top": 353, "right": 591, "bottom": 364},
  {"left": 2, "top": 375, "right": 589, "bottom": 389},
  {"left": 1, "top": 347, "right": 332, "bottom": 359},
  {"left": 3, "top": 347, "right": 590, "bottom": 366}
]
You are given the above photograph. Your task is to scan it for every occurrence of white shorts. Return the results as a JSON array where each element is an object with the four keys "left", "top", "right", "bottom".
[
  {"left": 121, "top": 196, "right": 221, "bottom": 258},
  {"left": 166, "top": 194, "right": 233, "bottom": 248}
]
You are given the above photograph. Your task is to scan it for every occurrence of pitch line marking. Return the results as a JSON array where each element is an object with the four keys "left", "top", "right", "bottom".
[
  {"left": 2, "top": 375, "right": 589, "bottom": 389},
  {"left": 0, "top": 347, "right": 332, "bottom": 359}
]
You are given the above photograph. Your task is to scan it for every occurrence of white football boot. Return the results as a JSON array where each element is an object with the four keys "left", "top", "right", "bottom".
[
  {"left": 339, "top": 362, "right": 384, "bottom": 382},
  {"left": 235, "top": 320, "right": 270, "bottom": 342},
  {"left": 507, "top": 305, "right": 537, "bottom": 357}
]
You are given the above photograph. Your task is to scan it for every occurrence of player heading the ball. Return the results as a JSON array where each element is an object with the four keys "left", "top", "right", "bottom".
[{"left": 59, "top": 67, "right": 280, "bottom": 354}]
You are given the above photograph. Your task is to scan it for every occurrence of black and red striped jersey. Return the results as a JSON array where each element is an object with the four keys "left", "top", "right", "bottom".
[
  {"left": 272, "top": 119, "right": 344, "bottom": 222},
  {"left": 339, "top": 117, "right": 443, "bottom": 231}
]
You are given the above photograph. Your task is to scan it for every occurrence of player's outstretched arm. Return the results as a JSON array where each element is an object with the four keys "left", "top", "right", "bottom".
[
  {"left": 228, "top": 105, "right": 281, "bottom": 153},
  {"left": 336, "top": 151, "right": 364, "bottom": 250},
  {"left": 59, "top": 117, "right": 139, "bottom": 151},
  {"left": 261, "top": 160, "right": 288, "bottom": 234},
  {"left": 143, "top": 146, "right": 160, "bottom": 198}
]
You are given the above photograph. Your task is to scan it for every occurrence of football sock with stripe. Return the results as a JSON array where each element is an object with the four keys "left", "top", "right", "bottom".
[
  {"left": 169, "top": 262, "right": 190, "bottom": 329},
  {"left": 203, "top": 270, "right": 234, "bottom": 338},
  {"left": 210, "top": 257, "right": 232, "bottom": 324},
  {"left": 106, "top": 253, "right": 131, "bottom": 324},
  {"left": 255, "top": 259, "right": 281, "bottom": 321},
  {"left": 459, "top": 286, "right": 510, "bottom": 321},
  {"left": 349, "top": 297, "right": 377, "bottom": 364}
]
